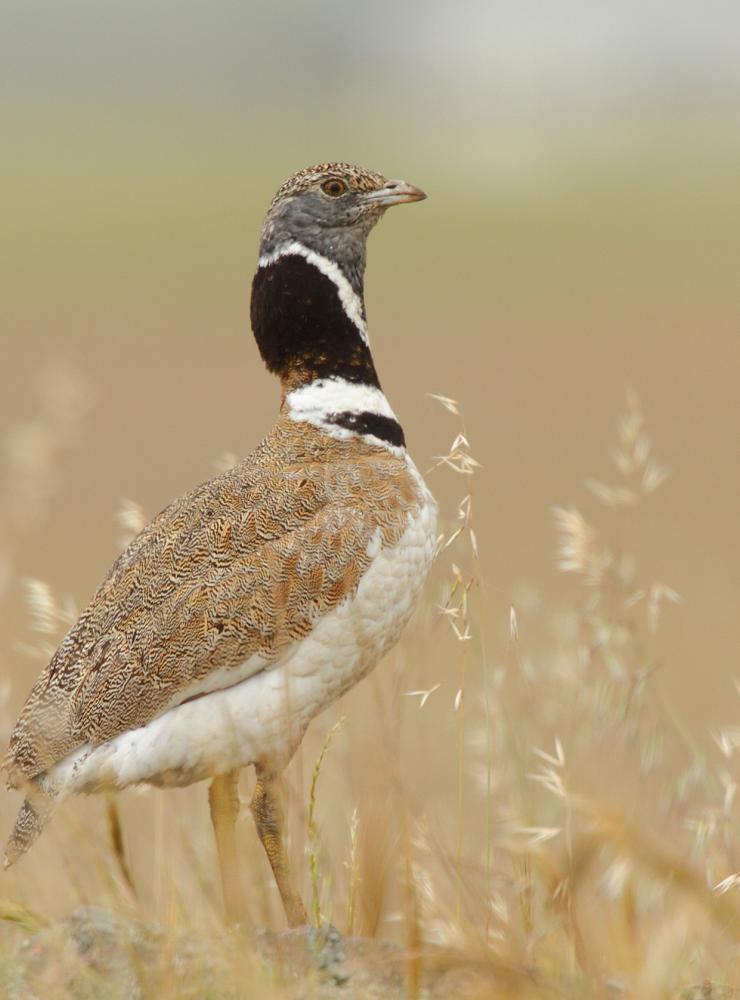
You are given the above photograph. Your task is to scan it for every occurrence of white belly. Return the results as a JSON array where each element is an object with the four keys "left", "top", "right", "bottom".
[{"left": 45, "top": 475, "right": 437, "bottom": 797}]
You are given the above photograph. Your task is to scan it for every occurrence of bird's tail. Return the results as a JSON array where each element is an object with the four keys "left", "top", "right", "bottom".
[{"left": 3, "top": 781, "right": 55, "bottom": 869}]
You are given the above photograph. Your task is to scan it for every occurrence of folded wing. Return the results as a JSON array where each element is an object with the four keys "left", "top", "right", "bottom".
[{"left": 4, "top": 452, "right": 412, "bottom": 786}]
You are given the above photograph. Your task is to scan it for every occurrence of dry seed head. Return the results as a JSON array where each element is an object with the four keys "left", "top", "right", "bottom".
[
  {"left": 647, "top": 582, "right": 682, "bottom": 634},
  {"left": 602, "top": 856, "right": 633, "bottom": 901},
  {"left": 404, "top": 684, "right": 440, "bottom": 709},
  {"left": 449, "top": 620, "right": 472, "bottom": 642},
  {"left": 712, "top": 728, "right": 740, "bottom": 758},
  {"left": 427, "top": 393, "right": 461, "bottom": 416},
  {"left": 552, "top": 506, "right": 610, "bottom": 585},
  {"left": 720, "top": 773, "right": 737, "bottom": 815},
  {"left": 23, "top": 578, "right": 76, "bottom": 636},
  {"left": 432, "top": 432, "right": 481, "bottom": 476},
  {"left": 509, "top": 606, "right": 518, "bottom": 641},
  {"left": 117, "top": 498, "right": 147, "bottom": 549},
  {"left": 212, "top": 451, "right": 238, "bottom": 473},
  {"left": 440, "top": 525, "right": 464, "bottom": 552},
  {"left": 585, "top": 479, "right": 638, "bottom": 507},
  {"left": 457, "top": 493, "right": 472, "bottom": 520},
  {"left": 642, "top": 461, "right": 670, "bottom": 493},
  {"left": 714, "top": 873, "right": 740, "bottom": 895},
  {"left": 532, "top": 738, "right": 565, "bottom": 769},
  {"left": 517, "top": 826, "right": 562, "bottom": 848},
  {"left": 527, "top": 767, "right": 566, "bottom": 799},
  {"left": 468, "top": 527, "right": 478, "bottom": 558},
  {"left": 596, "top": 389, "right": 671, "bottom": 500}
]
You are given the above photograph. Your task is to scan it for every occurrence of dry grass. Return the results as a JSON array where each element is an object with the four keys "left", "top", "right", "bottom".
[{"left": 0, "top": 385, "right": 738, "bottom": 998}]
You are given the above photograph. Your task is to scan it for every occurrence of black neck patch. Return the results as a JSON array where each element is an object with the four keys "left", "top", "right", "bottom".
[
  {"left": 251, "top": 254, "right": 380, "bottom": 388},
  {"left": 326, "top": 410, "right": 406, "bottom": 448}
]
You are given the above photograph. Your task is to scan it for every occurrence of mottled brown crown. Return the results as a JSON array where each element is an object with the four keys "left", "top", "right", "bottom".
[{"left": 269, "top": 162, "right": 386, "bottom": 209}]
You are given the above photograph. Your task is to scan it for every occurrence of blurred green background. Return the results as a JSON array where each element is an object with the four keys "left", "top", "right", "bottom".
[{"left": 2, "top": 0, "right": 739, "bottom": 750}]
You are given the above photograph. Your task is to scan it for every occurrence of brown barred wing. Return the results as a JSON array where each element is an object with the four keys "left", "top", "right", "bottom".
[{"left": 59, "top": 504, "right": 379, "bottom": 756}]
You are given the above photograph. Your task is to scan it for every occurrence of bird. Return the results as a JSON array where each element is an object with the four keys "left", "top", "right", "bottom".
[{"left": 2, "top": 162, "right": 437, "bottom": 927}]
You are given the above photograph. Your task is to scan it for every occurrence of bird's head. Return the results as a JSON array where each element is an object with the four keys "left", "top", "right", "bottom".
[
  {"left": 251, "top": 162, "right": 426, "bottom": 392},
  {"left": 258, "top": 162, "right": 426, "bottom": 292}
]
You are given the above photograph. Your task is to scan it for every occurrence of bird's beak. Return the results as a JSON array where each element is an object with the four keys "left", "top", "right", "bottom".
[{"left": 363, "top": 180, "right": 427, "bottom": 207}]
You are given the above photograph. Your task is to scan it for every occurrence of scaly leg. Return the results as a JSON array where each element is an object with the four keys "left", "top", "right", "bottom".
[
  {"left": 250, "top": 762, "right": 307, "bottom": 927},
  {"left": 208, "top": 769, "right": 249, "bottom": 925}
]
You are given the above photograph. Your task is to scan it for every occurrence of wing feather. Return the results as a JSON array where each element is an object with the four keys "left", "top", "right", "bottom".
[
  {"left": 67, "top": 504, "right": 373, "bottom": 745},
  {"left": 4, "top": 445, "right": 414, "bottom": 784}
]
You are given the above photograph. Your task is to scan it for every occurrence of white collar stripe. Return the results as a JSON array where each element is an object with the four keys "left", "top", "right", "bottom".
[
  {"left": 285, "top": 377, "right": 405, "bottom": 455},
  {"left": 258, "top": 242, "right": 369, "bottom": 345}
]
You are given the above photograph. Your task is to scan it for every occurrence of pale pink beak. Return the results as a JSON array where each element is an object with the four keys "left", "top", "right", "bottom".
[{"left": 364, "top": 179, "right": 427, "bottom": 207}]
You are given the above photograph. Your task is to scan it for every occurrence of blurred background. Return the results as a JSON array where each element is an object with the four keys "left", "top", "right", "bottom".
[{"left": 1, "top": 0, "right": 739, "bottom": 945}]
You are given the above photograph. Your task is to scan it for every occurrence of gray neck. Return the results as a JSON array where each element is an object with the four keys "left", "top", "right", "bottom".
[{"left": 259, "top": 204, "right": 372, "bottom": 299}]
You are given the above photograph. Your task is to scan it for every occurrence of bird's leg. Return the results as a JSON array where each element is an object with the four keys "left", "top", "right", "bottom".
[
  {"left": 208, "top": 769, "right": 249, "bottom": 925},
  {"left": 250, "top": 762, "right": 307, "bottom": 928}
]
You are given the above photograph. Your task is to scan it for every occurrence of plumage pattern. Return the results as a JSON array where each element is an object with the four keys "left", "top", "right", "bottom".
[
  {"left": 2, "top": 162, "right": 435, "bottom": 892},
  {"left": 5, "top": 419, "right": 425, "bottom": 788},
  {"left": 269, "top": 163, "right": 385, "bottom": 209}
]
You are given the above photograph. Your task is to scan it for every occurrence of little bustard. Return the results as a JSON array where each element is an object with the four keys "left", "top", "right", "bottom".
[{"left": 3, "top": 163, "right": 436, "bottom": 926}]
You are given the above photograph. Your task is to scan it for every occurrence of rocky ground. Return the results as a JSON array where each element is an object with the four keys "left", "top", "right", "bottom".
[
  {"left": 1, "top": 907, "right": 737, "bottom": 999},
  {"left": 1, "top": 906, "right": 527, "bottom": 999}
]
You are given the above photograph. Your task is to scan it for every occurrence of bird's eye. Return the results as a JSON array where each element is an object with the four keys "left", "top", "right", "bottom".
[{"left": 321, "top": 178, "right": 347, "bottom": 197}]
